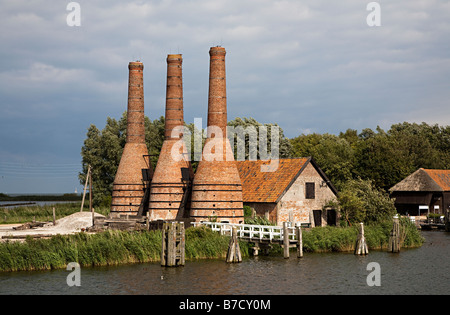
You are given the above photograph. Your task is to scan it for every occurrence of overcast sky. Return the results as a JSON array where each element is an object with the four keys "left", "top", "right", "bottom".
[{"left": 0, "top": 0, "right": 449, "bottom": 194}]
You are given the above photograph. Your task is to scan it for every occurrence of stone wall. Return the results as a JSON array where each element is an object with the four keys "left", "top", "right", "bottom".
[{"left": 278, "top": 162, "right": 337, "bottom": 227}]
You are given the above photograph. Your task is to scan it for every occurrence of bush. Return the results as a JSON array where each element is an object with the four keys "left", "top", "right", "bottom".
[{"left": 338, "top": 178, "right": 397, "bottom": 225}]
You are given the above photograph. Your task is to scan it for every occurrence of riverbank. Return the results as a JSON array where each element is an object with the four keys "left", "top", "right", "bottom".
[
  {"left": 0, "top": 231, "right": 446, "bottom": 295},
  {"left": 0, "top": 227, "right": 250, "bottom": 272},
  {"left": 0, "top": 221, "right": 423, "bottom": 272}
]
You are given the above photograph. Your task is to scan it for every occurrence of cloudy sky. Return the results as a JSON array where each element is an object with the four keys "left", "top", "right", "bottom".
[{"left": 0, "top": 0, "right": 449, "bottom": 194}]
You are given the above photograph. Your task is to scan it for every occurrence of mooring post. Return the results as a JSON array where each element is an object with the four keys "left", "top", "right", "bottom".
[
  {"left": 355, "top": 222, "right": 369, "bottom": 255},
  {"left": 161, "top": 222, "right": 185, "bottom": 267},
  {"left": 388, "top": 215, "right": 401, "bottom": 253},
  {"left": 168, "top": 222, "right": 177, "bottom": 266},
  {"left": 445, "top": 210, "right": 450, "bottom": 232},
  {"left": 283, "top": 222, "right": 290, "bottom": 259},
  {"left": 179, "top": 222, "right": 185, "bottom": 266},
  {"left": 226, "top": 226, "right": 242, "bottom": 263},
  {"left": 296, "top": 224, "right": 303, "bottom": 258}
]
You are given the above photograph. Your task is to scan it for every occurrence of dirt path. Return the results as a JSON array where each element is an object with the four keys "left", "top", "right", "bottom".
[{"left": 0, "top": 212, "right": 105, "bottom": 241}]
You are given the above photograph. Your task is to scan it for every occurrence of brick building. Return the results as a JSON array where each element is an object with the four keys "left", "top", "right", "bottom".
[{"left": 236, "top": 157, "right": 339, "bottom": 227}]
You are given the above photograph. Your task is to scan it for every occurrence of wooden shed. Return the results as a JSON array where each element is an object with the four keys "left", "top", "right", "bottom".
[
  {"left": 389, "top": 168, "right": 450, "bottom": 216},
  {"left": 236, "top": 157, "right": 339, "bottom": 227}
]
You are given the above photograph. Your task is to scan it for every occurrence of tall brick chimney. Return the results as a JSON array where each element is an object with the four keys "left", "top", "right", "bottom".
[
  {"left": 148, "top": 54, "right": 193, "bottom": 221},
  {"left": 190, "top": 47, "right": 244, "bottom": 224},
  {"left": 110, "top": 61, "right": 151, "bottom": 216}
]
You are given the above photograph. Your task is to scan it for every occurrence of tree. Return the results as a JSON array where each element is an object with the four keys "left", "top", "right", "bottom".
[
  {"left": 227, "top": 117, "right": 292, "bottom": 160},
  {"left": 291, "top": 133, "right": 355, "bottom": 190},
  {"left": 353, "top": 127, "right": 415, "bottom": 191},
  {"left": 79, "top": 112, "right": 165, "bottom": 208},
  {"left": 338, "top": 178, "right": 397, "bottom": 226},
  {"left": 79, "top": 119, "right": 124, "bottom": 208}
]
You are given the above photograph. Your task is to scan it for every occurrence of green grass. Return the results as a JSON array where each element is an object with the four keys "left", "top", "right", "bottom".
[
  {"left": 0, "top": 202, "right": 110, "bottom": 224},
  {"left": 0, "top": 227, "right": 251, "bottom": 272},
  {"left": 0, "top": 220, "right": 423, "bottom": 272},
  {"left": 301, "top": 219, "right": 424, "bottom": 253}
]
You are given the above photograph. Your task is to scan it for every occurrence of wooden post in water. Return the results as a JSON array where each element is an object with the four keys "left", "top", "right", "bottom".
[
  {"left": 388, "top": 215, "right": 401, "bottom": 253},
  {"left": 283, "top": 222, "right": 290, "bottom": 259},
  {"left": 445, "top": 210, "right": 449, "bottom": 232},
  {"left": 226, "top": 226, "right": 242, "bottom": 263},
  {"left": 296, "top": 224, "right": 303, "bottom": 258},
  {"left": 161, "top": 222, "right": 185, "bottom": 267},
  {"left": 354, "top": 222, "right": 369, "bottom": 255}
]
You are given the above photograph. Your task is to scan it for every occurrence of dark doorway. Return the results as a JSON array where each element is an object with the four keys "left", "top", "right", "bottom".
[
  {"left": 313, "top": 210, "right": 322, "bottom": 227},
  {"left": 326, "top": 210, "right": 337, "bottom": 226}
]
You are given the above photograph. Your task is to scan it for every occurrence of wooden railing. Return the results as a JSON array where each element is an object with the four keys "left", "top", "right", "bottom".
[
  {"left": 193, "top": 221, "right": 297, "bottom": 243},
  {"left": 193, "top": 221, "right": 304, "bottom": 258}
]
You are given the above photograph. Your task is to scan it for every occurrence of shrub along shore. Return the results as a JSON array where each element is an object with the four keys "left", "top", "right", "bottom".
[{"left": 0, "top": 219, "right": 423, "bottom": 272}]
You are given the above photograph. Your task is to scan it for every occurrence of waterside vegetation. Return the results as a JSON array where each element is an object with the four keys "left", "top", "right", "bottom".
[
  {"left": 0, "top": 202, "right": 108, "bottom": 224},
  {"left": 0, "top": 218, "right": 423, "bottom": 272}
]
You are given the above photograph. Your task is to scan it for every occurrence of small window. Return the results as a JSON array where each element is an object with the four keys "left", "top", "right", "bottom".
[{"left": 305, "top": 182, "right": 315, "bottom": 199}]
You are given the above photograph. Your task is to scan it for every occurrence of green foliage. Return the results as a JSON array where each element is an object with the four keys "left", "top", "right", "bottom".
[
  {"left": 0, "top": 227, "right": 251, "bottom": 272},
  {"left": 0, "top": 202, "right": 110, "bottom": 224},
  {"left": 244, "top": 216, "right": 273, "bottom": 226},
  {"left": 301, "top": 221, "right": 423, "bottom": 253},
  {"left": 79, "top": 112, "right": 165, "bottom": 208},
  {"left": 243, "top": 205, "right": 252, "bottom": 217},
  {"left": 302, "top": 226, "right": 358, "bottom": 252},
  {"left": 291, "top": 133, "right": 354, "bottom": 190},
  {"left": 338, "top": 178, "right": 397, "bottom": 225},
  {"left": 227, "top": 117, "right": 292, "bottom": 160},
  {"left": 290, "top": 122, "right": 450, "bottom": 192}
]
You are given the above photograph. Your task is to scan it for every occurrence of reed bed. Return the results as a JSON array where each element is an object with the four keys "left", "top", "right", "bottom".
[
  {"left": 0, "top": 220, "right": 422, "bottom": 272},
  {"left": 301, "top": 219, "right": 423, "bottom": 253},
  {"left": 0, "top": 227, "right": 250, "bottom": 272}
]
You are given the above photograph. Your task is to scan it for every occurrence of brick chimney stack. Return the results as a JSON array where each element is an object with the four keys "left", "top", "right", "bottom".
[
  {"left": 148, "top": 54, "right": 193, "bottom": 220},
  {"left": 190, "top": 47, "right": 244, "bottom": 224},
  {"left": 110, "top": 61, "right": 151, "bottom": 216}
]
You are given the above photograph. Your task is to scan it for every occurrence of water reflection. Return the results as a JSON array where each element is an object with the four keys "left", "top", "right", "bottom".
[{"left": 0, "top": 231, "right": 449, "bottom": 295}]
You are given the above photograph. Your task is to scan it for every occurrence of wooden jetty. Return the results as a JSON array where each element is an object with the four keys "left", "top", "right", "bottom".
[{"left": 195, "top": 221, "right": 303, "bottom": 259}]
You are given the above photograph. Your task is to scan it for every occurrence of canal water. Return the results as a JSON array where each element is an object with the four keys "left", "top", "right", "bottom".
[
  {"left": 0, "top": 201, "right": 77, "bottom": 208},
  {"left": 0, "top": 231, "right": 449, "bottom": 295}
]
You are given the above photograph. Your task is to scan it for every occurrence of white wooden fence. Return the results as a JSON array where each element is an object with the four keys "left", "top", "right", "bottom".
[{"left": 192, "top": 221, "right": 298, "bottom": 243}]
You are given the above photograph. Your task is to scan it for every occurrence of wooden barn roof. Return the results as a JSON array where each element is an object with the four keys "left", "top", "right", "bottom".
[
  {"left": 236, "top": 157, "right": 337, "bottom": 203},
  {"left": 390, "top": 168, "right": 450, "bottom": 192}
]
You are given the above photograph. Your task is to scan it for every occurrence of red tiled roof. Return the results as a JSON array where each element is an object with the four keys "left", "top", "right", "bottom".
[
  {"left": 423, "top": 169, "right": 450, "bottom": 191},
  {"left": 235, "top": 158, "right": 310, "bottom": 203}
]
